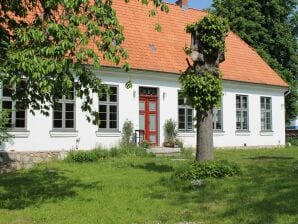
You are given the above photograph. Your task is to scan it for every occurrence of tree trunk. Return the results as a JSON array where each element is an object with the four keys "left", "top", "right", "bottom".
[{"left": 196, "top": 110, "right": 214, "bottom": 161}]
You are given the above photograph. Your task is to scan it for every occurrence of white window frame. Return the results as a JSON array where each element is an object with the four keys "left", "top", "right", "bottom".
[
  {"left": 98, "top": 85, "right": 119, "bottom": 131},
  {"left": 260, "top": 96, "right": 272, "bottom": 131},
  {"left": 0, "top": 82, "right": 27, "bottom": 130},
  {"left": 213, "top": 99, "right": 223, "bottom": 132},
  {"left": 178, "top": 91, "right": 194, "bottom": 132},
  {"left": 52, "top": 91, "right": 76, "bottom": 131},
  {"left": 236, "top": 95, "right": 249, "bottom": 131}
]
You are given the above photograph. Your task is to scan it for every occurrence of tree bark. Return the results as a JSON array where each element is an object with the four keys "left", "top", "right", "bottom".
[{"left": 196, "top": 110, "right": 214, "bottom": 161}]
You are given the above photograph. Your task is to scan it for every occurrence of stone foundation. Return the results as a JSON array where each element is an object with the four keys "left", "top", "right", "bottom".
[{"left": 0, "top": 150, "right": 68, "bottom": 173}]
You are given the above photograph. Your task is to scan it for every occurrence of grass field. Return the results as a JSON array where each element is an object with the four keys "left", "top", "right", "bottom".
[{"left": 1, "top": 147, "right": 298, "bottom": 224}]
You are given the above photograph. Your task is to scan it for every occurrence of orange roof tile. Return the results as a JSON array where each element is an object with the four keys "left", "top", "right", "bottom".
[{"left": 103, "top": 1, "right": 288, "bottom": 87}]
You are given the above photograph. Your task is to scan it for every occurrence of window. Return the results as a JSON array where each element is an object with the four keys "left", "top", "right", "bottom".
[
  {"left": 260, "top": 97, "right": 272, "bottom": 131},
  {"left": 236, "top": 95, "right": 249, "bottom": 130},
  {"left": 0, "top": 81, "right": 26, "bottom": 129},
  {"left": 178, "top": 91, "right": 193, "bottom": 131},
  {"left": 213, "top": 100, "right": 223, "bottom": 130},
  {"left": 98, "top": 86, "right": 118, "bottom": 130},
  {"left": 53, "top": 89, "right": 75, "bottom": 130}
]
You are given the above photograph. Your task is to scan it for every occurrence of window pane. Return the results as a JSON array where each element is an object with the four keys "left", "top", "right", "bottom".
[
  {"left": 242, "top": 111, "right": 248, "bottom": 129},
  {"left": 110, "top": 112, "right": 117, "bottom": 120},
  {"left": 66, "top": 103, "right": 74, "bottom": 111},
  {"left": 65, "top": 111, "right": 74, "bottom": 119},
  {"left": 236, "top": 95, "right": 241, "bottom": 108},
  {"left": 16, "top": 110, "right": 25, "bottom": 119},
  {"left": 261, "top": 97, "right": 265, "bottom": 109},
  {"left": 53, "top": 103, "right": 62, "bottom": 111},
  {"left": 139, "top": 114, "right": 145, "bottom": 130},
  {"left": 261, "top": 112, "right": 265, "bottom": 130},
  {"left": 178, "top": 92, "right": 185, "bottom": 105},
  {"left": 149, "top": 102, "right": 156, "bottom": 111},
  {"left": 99, "top": 94, "right": 107, "bottom": 102},
  {"left": 110, "top": 121, "right": 117, "bottom": 129},
  {"left": 110, "top": 105, "right": 117, "bottom": 113},
  {"left": 236, "top": 111, "right": 241, "bottom": 129},
  {"left": 54, "top": 120, "right": 62, "bottom": 128},
  {"left": 110, "top": 87, "right": 117, "bottom": 102},
  {"left": 65, "top": 90, "right": 74, "bottom": 100},
  {"left": 242, "top": 96, "right": 247, "bottom": 109},
  {"left": 99, "top": 112, "right": 107, "bottom": 121},
  {"left": 99, "top": 105, "right": 107, "bottom": 112},
  {"left": 2, "top": 101, "right": 12, "bottom": 110},
  {"left": 266, "top": 98, "right": 271, "bottom": 110},
  {"left": 54, "top": 111, "right": 62, "bottom": 119},
  {"left": 149, "top": 135, "right": 157, "bottom": 144},
  {"left": 99, "top": 121, "right": 106, "bottom": 129},
  {"left": 139, "top": 101, "right": 145, "bottom": 111},
  {"left": 65, "top": 120, "right": 74, "bottom": 128},
  {"left": 15, "top": 119, "right": 25, "bottom": 128},
  {"left": 149, "top": 114, "right": 156, "bottom": 131}
]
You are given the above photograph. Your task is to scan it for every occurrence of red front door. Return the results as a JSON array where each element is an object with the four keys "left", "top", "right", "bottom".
[{"left": 139, "top": 94, "right": 158, "bottom": 146}]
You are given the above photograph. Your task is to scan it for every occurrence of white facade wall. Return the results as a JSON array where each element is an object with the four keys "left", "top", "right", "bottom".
[{"left": 0, "top": 69, "right": 287, "bottom": 152}]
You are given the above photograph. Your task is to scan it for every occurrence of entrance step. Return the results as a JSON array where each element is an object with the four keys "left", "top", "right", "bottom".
[{"left": 147, "top": 147, "right": 181, "bottom": 157}]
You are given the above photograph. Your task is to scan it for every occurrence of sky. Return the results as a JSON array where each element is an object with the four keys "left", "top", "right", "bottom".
[{"left": 165, "top": 0, "right": 213, "bottom": 10}]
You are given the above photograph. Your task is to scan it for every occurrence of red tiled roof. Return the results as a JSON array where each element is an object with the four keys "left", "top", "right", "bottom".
[{"left": 103, "top": 1, "right": 288, "bottom": 87}]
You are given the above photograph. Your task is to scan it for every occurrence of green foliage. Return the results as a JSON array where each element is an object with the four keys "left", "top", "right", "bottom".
[
  {"left": 286, "top": 136, "right": 298, "bottom": 146},
  {"left": 65, "top": 145, "right": 154, "bottom": 162},
  {"left": 179, "top": 71, "right": 222, "bottom": 112},
  {"left": 175, "top": 160, "right": 241, "bottom": 180},
  {"left": 163, "top": 119, "right": 178, "bottom": 143},
  {"left": 65, "top": 148, "right": 110, "bottom": 163},
  {"left": 121, "top": 120, "right": 135, "bottom": 145},
  {"left": 213, "top": 0, "right": 298, "bottom": 121},
  {"left": 139, "top": 139, "right": 152, "bottom": 149},
  {"left": 186, "top": 14, "right": 229, "bottom": 58},
  {"left": 0, "top": 0, "right": 168, "bottom": 123},
  {"left": 180, "top": 148, "right": 194, "bottom": 159},
  {"left": 0, "top": 110, "right": 13, "bottom": 143}
]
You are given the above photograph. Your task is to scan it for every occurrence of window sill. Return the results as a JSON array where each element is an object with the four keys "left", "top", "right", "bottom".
[
  {"left": 178, "top": 132, "right": 196, "bottom": 138},
  {"left": 260, "top": 131, "right": 274, "bottom": 136},
  {"left": 235, "top": 131, "right": 250, "bottom": 136},
  {"left": 213, "top": 130, "right": 225, "bottom": 136},
  {"left": 49, "top": 131, "right": 78, "bottom": 138},
  {"left": 8, "top": 130, "right": 30, "bottom": 138},
  {"left": 95, "top": 131, "right": 121, "bottom": 137}
]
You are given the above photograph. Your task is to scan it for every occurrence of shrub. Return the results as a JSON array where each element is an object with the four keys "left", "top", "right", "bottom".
[
  {"left": 286, "top": 136, "right": 298, "bottom": 146},
  {"left": 65, "top": 145, "right": 154, "bottom": 162},
  {"left": 175, "top": 160, "right": 240, "bottom": 180},
  {"left": 121, "top": 120, "right": 135, "bottom": 145},
  {"left": 139, "top": 139, "right": 152, "bottom": 149},
  {"left": 163, "top": 119, "right": 178, "bottom": 147},
  {"left": 65, "top": 148, "right": 109, "bottom": 162}
]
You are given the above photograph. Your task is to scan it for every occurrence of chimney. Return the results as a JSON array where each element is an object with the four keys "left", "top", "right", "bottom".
[{"left": 176, "top": 0, "right": 188, "bottom": 10}]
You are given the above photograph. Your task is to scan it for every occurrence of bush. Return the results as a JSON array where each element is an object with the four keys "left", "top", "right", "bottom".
[
  {"left": 175, "top": 160, "right": 240, "bottom": 180},
  {"left": 163, "top": 119, "right": 178, "bottom": 147},
  {"left": 121, "top": 120, "right": 135, "bottom": 145},
  {"left": 65, "top": 145, "right": 154, "bottom": 162},
  {"left": 65, "top": 148, "right": 109, "bottom": 162},
  {"left": 286, "top": 136, "right": 298, "bottom": 146}
]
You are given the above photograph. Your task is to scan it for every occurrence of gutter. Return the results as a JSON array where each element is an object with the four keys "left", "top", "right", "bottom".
[{"left": 284, "top": 87, "right": 291, "bottom": 97}]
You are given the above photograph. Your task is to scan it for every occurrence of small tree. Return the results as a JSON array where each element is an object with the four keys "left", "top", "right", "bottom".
[
  {"left": 163, "top": 119, "right": 178, "bottom": 147},
  {"left": 121, "top": 120, "right": 134, "bottom": 145},
  {"left": 180, "top": 15, "right": 229, "bottom": 161}
]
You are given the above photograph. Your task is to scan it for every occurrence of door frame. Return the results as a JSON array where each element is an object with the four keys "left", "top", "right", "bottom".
[{"left": 139, "top": 88, "right": 159, "bottom": 146}]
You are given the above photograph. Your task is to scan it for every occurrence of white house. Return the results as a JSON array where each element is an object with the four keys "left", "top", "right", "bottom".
[{"left": 0, "top": 0, "right": 289, "bottom": 152}]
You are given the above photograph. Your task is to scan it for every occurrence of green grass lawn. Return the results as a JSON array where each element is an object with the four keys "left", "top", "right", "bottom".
[{"left": 1, "top": 147, "right": 298, "bottom": 224}]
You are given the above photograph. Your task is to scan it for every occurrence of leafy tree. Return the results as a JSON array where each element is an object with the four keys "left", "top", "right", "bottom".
[
  {"left": 213, "top": 0, "right": 298, "bottom": 122},
  {"left": 180, "top": 15, "right": 229, "bottom": 161},
  {"left": 0, "top": 0, "right": 168, "bottom": 123},
  {"left": 0, "top": 110, "right": 13, "bottom": 143}
]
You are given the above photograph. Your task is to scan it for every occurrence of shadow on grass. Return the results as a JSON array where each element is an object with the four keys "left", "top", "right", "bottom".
[
  {"left": 131, "top": 162, "right": 174, "bottom": 173},
  {"left": 0, "top": 167, "right": 102, "bottom": 210},
  {"left": 159, "top": 160, "right": 298, "bottom": 223},
  {"left": 247, "top": 156, "right": 294, "bottom": 160}
]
